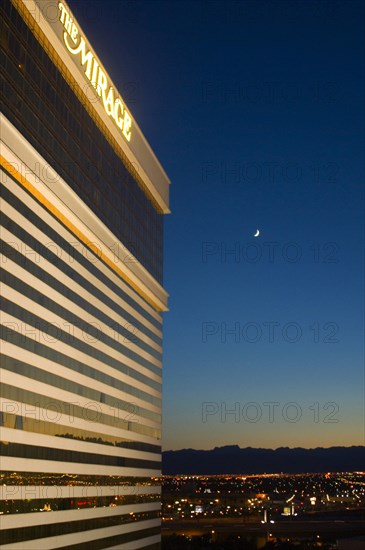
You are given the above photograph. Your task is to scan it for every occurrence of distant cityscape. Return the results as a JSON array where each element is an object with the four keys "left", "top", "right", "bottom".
[{"left": 162, "top": 471, "right": 365, "bottom": 549}]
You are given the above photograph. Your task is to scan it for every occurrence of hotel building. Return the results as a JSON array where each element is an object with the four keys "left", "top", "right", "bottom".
[{"left": 0, "top": 1, "right": 169, "bottom": 548}]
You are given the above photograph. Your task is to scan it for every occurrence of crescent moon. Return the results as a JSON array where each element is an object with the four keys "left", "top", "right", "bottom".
[{"left": 254, "top": 229, "right": 260, "bottom": 237}]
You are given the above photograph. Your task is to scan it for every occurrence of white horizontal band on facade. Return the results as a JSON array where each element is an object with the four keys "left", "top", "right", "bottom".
[
  {"left": 1, "top": 283, "right": 161, "bottom": 389},
  {"left": 2, "top": 246, "right": 162, "bottom": 353},
  {"left": 0, "top": 502, "right": 161, "bottom": 530},
  {"left": 0, "top": 210, "right": 162, "bottom": 355},
  {"left": 0, "top": 457, "right": 160, "bottom": 477},
  {"left": 1, "top": 117, "right": 169, "bottom": 309},
  {"left": 1, "top": 336, "right": 161, "bottom": 420},
  {"left": 1, "top": 239, "right": 161, "bottom": 372},
  {"left": 2, "top": 341, "right": 161, "bottom": 422},
  {"left": 1, "top": 310, "right": 162, "bottom": 401},
  {"left": 0, "top": 255, "right": 162, "bottom": 368},
  {"left": 1, "top": 170, "right": 164, "bottom": 345},
  {"left": 0, "top": 427, "right": 160, "bottom": 461},
  {"left": 0, "top": 343, "right": 161, "bottom": 420},
  {"left": 0, "top": 485, "right": 161, "bottom": 502},
  {"left": 0, "top": 217, "right": 162, "bottom": 342},
  {"left": 0, "top": 242, "right": 162, "bottom": 389},
  {"left": 0, "top": 197, "right": 163, "bottom": 359},
  {"left": 1, "top": 282, "right": 161, "bottom": 393},
  {"left": 0, "top": 518, "right": 161, "bottom": 550},
  {"left": 0, "top": 170, "right": 163, "bottom": 337},
  {"left": 12, "top": 265, "right": 162, "bottom": 356},
  {"left": 0, "top": 398, "right": 160, "bottom": 449},
  {"left": 0, "top": 369, "right": 161, "bottom": 436},
  {"left": 0, "top": 338, "right": 161, "bottom": 427},
  {"left": 2, "top": 120, "right": 168, "bottom": 309}
]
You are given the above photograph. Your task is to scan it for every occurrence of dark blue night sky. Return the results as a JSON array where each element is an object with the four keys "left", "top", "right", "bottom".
[{"left": 68, "top": 0, "right": 364, "bottom": 450}]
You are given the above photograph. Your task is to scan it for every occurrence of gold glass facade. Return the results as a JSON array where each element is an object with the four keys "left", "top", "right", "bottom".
[{"left": 1, "top": 1, "right": 169, "bottom": 548}]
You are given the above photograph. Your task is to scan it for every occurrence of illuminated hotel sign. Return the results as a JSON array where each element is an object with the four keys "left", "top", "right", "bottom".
[{"left": 58, "top": 2, "right": 132, "bottom": 142}]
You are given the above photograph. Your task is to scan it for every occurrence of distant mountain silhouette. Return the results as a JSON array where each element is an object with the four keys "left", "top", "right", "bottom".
[{"left": 162, "top": 445, "right": 365, "bottom": 475}]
